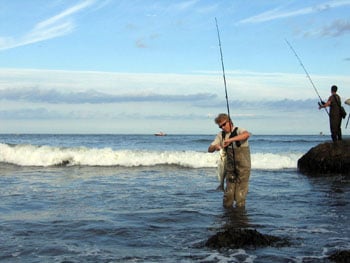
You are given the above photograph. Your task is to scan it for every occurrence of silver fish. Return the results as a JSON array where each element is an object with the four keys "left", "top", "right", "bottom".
[{"left": 216, "top": 149, "right": 226, "bottom": 191}]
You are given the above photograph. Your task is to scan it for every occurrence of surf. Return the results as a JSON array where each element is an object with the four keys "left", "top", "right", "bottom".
[{"left": 0, "top": 143, "right": 302, "bottom": 170}]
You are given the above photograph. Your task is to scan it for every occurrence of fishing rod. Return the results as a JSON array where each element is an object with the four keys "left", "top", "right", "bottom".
[
  {"left": 285, "top": 39, "right": 329, "bottom": 116},
  {"left": 215, "top": 18, "right": 238, "bottom": 181},
  {"left": 215, "top": 17, "right": 231, "bottom": 118}
]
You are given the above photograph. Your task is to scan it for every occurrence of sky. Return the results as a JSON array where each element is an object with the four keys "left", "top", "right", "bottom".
[{"left": 0, "top": 0, "right": 349, "bottom": 135}]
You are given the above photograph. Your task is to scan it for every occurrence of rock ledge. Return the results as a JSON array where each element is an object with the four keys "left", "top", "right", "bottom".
[
  {"left": 297, "top": 139, "right": 350, "bottom": 176},
  {"left": 328, "top": 250, "right": 350, "bottom": 263},
  {"left": 205, "top": 228, "right": 288, "bottom": 249}
]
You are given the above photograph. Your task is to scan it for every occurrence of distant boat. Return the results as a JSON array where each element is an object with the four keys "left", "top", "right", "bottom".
[{"left": 154, "top": 132, "right": 166, "bottom": 136}]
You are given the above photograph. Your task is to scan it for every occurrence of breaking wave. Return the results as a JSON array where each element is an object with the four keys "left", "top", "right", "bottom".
[{"left": 0, "top": 143, "right": 302, "bottom": 170}]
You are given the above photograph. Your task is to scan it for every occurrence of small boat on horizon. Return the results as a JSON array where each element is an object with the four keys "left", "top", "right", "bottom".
[{"left": 154, "top": 132, "right": 166, "bottom": 136}]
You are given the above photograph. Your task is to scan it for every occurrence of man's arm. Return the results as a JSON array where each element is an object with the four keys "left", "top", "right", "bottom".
[{"left": 208, "top": 144, "right": 221, "bottom": 152}]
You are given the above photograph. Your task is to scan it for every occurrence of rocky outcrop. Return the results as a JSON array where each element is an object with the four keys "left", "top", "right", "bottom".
[
  {"left": 205, "top": 228, "right": 288, "bottom": 249},
  {"left": 297, "top": 139, "right": 350, "bottom": 176},
  {"left": 328, "top": 250, "right": 350, "bottom": 262}
]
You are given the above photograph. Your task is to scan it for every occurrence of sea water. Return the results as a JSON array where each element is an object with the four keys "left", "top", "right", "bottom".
[{"left": 0, "top": 134, "right": 349, "bottom": 262}]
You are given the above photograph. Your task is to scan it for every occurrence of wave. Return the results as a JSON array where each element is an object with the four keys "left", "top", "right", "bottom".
[
  {"left": 0, "top": 143, "right": 302, "bottom": 170},
  {"left": 251, "top": 152, "right": 301, "bottom": 170}
]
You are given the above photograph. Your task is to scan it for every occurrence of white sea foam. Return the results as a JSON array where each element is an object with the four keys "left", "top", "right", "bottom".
[
  {"left": 251, "top": 152, "right": 302, "bottom": 170},
  {"left": 0, "top": 143, "right": 302, "bottom": 169}
]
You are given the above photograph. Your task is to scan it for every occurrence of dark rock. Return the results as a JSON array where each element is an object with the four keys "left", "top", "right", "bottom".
[
  {"left": 205, "top": 228, "right": 288, "bottom": 249},
  {"left": 297, "top": 139, "right": 350, "bottom": 176},
  {"left": 328, "top": 250, "right": 350, "bottom": 263}
]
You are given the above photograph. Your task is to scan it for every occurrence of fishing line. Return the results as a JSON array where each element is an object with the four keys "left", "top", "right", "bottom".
[{"left": 285, "top": 39, "right": 329, "bottom": 116}]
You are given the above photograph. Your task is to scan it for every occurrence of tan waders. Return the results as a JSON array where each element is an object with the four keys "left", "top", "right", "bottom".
[{"left": 223, "top": 146, "right": 251, "bottom": 208}]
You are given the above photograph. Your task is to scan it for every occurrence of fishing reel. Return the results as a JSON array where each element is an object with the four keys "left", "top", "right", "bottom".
[{"left": 318, "top": 100, "right": 326, "bottom": 107}]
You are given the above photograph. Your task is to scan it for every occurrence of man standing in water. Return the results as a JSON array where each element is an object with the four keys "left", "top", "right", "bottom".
[
  {"left": 208, "top": 113, "right": 251, "bottom": 208},
  {"left": 319, "top": 85, "right": 343, "bottom": 142}
]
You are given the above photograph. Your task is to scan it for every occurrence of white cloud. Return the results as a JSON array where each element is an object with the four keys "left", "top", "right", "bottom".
[
  {"left": 1, "top": 68, "right": 349, "bottom": 101},
  {"left": 0, "top": 68, "right": 348, "bottom": 134},
  {"left": 238, "top": 0, "right": 350, "bottom": 24},
  {"left": 0, "top": 87, "right": 216, "bottom": 104},
  {"left": 172, "top": 0, "right": 199, "bottom": 11},
  {"left": 0, "top": 0, "right": 96, "bottom": 51}
]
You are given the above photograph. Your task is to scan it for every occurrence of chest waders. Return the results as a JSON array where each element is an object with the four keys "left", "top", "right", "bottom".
[{"left": 222, "top": 127, "right": 241, "bottom": 183}]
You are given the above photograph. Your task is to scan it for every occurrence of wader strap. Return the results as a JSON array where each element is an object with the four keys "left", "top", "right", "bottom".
[
  {"left": 333, "top": 94, "right": 343, "bottom": 111},
  {"left": 222, "top": 127, "right": 240, "bottom": 181},
  {"left": 222, "top": 127, "right": 241, "bottom": 149}
]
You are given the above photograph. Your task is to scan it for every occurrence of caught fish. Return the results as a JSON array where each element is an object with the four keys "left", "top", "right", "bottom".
[{"left": 216, "top": 149, "right": 226, "bottom": 191}]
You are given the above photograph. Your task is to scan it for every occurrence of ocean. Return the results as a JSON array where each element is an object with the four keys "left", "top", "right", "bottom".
[{"left": 0, "top": 134, "right": 349, "bottom": 262}]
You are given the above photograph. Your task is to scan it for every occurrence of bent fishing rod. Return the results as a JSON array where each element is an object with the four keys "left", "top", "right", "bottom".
[
  {"left": 285, "top": 39, "right": 329, "bottom": 116},
  {"left": 215, "top": 18, "right": 238, "bottom": 178}
]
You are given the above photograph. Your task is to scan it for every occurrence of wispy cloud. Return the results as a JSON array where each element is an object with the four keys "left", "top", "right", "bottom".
[
  {"left": 0, "top": 98, "right": 318, "bottom": 121},
  {"left": 0, "top": 87, "right": 216, "bottom": 104},
  {"left": 0, "top": 108, "right": 212, "bottom": 121},
  {"left": 135, "top": 33, "right": 160, "bottom": 48},
  {"left": 0, "top": 0, "right": 96, "bottom": 51},
  {"left": 195, "top": 98, "right": 318, "bottom": 112},
  {"left": 171, "top": 0, "right": 199, "bottom": 11},
  {"left": 318, "top": 19, "right": 350, "bottom": 37},
  {"left": 1, "top": 68, "right": 349, "bottom": 102},
  {"left": 238, "top": 0, "right": 350, "bottom": 24},
  {"left": 300, "top": 18, "right": 350, "bottom": 38},
  {"left": 0, "top": 84, "right": 318, "bottom": 111}
]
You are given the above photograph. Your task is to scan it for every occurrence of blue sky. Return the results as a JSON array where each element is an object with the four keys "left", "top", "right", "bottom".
[{"left": 0, "top": 0, "right": 349, "bottom": 135}]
